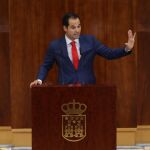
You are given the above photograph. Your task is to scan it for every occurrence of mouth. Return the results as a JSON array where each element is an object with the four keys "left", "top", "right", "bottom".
[{"left": 74, "top": 34, "right": 79, "bottom": 36}]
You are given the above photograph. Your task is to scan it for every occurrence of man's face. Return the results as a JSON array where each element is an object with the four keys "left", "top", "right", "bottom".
[{"left": 63, "top": 18, "right": 81, "bottom": 40}]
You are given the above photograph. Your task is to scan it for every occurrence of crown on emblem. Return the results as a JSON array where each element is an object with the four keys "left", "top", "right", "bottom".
[{"left": 61, "top": 100, "right": 87, "bottom": 115}]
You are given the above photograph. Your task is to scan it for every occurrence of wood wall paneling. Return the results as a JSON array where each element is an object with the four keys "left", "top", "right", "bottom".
[
  {"left": 137, "top": 0, "right": 150, "bottom": 31},
  {"left": 137, "top": 32, "right": 150, "bottom": 124},
  {"left": 137, "top": 0, "right": 150, "bottom": 124},
  {"left": 0, "top": 0, "right": 9, "bottom": 25},
  {"left": 104, "top": 0, "right": 137, "bottom": 127},
  {"left": 0, "top": 0, "right": 10, "bottom": 126},
  {"left": 113, "top": 0, "right": 136, "bottom": 127},
  {"left": 0, "top": 33, "right": 10, "bottom": 126},
  {"left": 10, "top": 0, "right": 35, "bottom": 128},
  {"left": 10, "top": 0, "right": 138, "bottom": 128},
  {"left": 10, "top": 0, "right": 66, "bottom": 128}
]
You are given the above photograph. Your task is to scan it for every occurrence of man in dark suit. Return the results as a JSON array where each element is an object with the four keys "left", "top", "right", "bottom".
[{"left": 30, "top": 12, "right": 136, "bottom": 87}]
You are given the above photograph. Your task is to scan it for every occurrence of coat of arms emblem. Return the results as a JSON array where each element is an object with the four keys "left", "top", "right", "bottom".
[{"left": 61, "top": 100, "right": 87, "bottom": 142}]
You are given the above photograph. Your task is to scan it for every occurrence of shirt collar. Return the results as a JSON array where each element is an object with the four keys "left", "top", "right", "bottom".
[{"left": 65, "top": 35, "right": 79, "bottom": 45}]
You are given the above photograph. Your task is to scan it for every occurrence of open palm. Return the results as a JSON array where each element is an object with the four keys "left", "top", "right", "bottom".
[{"left": 125, "top": 30, "right": 136, "bottom": 50}]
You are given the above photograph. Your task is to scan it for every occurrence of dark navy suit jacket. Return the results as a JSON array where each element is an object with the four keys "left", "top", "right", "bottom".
[{"left": 37, "top": 35, "right": 131, "bottom": 84}]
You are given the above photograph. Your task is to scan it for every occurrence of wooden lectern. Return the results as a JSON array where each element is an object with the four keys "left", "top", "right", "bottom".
[{"left": 31, "top": 85, "right": 116, "bottom": 150}]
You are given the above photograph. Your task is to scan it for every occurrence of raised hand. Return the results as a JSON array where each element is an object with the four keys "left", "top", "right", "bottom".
[{"left": 125, "top": 29, "right": 136, "bottom": 50}]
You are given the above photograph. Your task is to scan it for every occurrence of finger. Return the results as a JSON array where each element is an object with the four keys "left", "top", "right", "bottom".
[
  {"left": 128, "top": 29, "right": 133, "bottom": 34},
  {"left": 128, "top": 30, "right": 133, "bottom": 38},
  {"left": 128, "top": 29, "right": 132, "bottom": 33},
  {"left": 30, "top": 81, "right": 37, "bottom": 88},
  {"left": 133, "top": 32, "right": 136, "bottom": 39},
  {"left": 30, "top": 83, "right": 34, "bottom": 88},
  {"left": 37, "top": 82, "right": 41, "bottom": 85}
]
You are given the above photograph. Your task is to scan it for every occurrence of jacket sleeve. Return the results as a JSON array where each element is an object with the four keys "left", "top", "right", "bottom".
[
  {"left": 37, "top": 43, "right": 55, "bottom": 81},
  {"left": 93, "top": 36, "right": 132, "bottom": 60}
]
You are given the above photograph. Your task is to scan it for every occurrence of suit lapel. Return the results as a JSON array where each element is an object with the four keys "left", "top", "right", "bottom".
[
  {"left": 60, "top": 37, "right": 69, "bottom": 58},
  {"left": 78, "top": 36, "right": 93, "bottom": 70},
  {"left": 59, "top": 37, "right": 74, "bottom": 67},
  {"left": 79, "top": 36, "right": 91, "bottom": 55}
]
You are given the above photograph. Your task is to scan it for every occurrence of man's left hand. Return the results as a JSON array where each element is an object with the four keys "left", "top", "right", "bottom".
[{"left": 125, "top": 29, "right": 136, "bottom": 51}]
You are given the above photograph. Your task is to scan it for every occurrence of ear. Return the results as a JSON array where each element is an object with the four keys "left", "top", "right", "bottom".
[{"left": 63, "top": 26, "right": 67, "bottom": 32}]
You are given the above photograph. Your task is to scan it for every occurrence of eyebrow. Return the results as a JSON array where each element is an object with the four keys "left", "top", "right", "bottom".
[{"left": 70, "top": 24, "right": 81, "bottom": 27}]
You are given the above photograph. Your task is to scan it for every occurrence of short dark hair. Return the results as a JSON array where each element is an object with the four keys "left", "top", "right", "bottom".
[{"left": 62, "top": 12, "right": 80, "bottom": 27}]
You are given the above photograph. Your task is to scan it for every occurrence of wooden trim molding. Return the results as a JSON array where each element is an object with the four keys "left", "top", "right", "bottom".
[
  {"left": 136, "top": 125, "right": 150, "bottom": 144},
  {"left": 0, "top": 126, "right": 12, "bottom": 144},
  {"left": 0, "top": 127, "right": 31, "bottom": 147},
  {"left": 117, "top": 128, "right": 137, "bottom": 146},
  {"left": 0, "top": 126, "right": 150, "bottom": 146},
  {"left": 11, "top": 129, "right": 32, "bottom": 146}
]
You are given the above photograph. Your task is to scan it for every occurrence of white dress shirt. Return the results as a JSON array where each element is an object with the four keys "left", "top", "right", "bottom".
[{"left": 65, "top": 35, "right": 81, "bottom": 62}]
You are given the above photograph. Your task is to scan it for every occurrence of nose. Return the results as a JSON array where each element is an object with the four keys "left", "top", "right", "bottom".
[{"left": 75, "top": 27, "right": 80, "bottom": 33}]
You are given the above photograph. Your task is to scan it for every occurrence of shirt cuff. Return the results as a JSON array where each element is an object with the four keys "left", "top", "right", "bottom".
[
  {"left": 37, "top": 79, "right": 42, "bottom": 84},
  {"left": 125, "top": 47, "right": 132, "bottom": 53}
]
